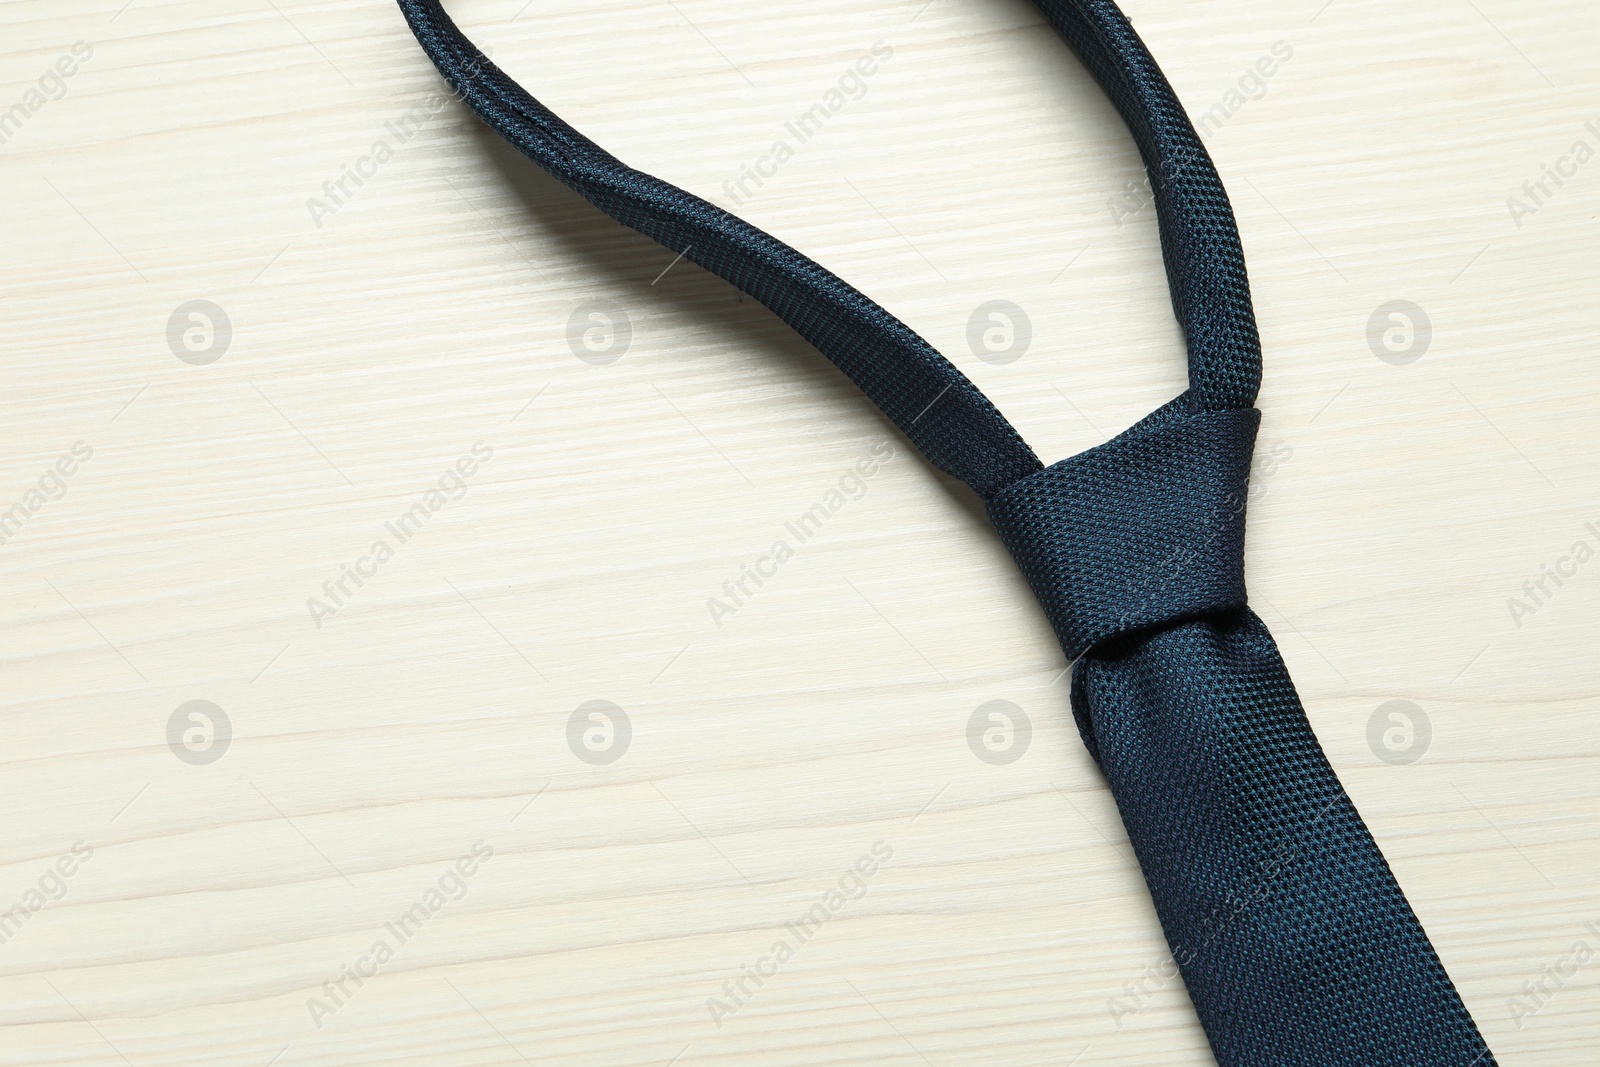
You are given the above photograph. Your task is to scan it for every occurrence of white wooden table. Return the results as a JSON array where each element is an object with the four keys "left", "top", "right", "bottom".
[{"left": 3, "top": 1, "right": 1597, "bottom": 1064}]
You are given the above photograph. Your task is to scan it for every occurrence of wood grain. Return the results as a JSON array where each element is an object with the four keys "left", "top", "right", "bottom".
[{"left": 2, "top": 0, "right": 1597, "bottom": 1064}]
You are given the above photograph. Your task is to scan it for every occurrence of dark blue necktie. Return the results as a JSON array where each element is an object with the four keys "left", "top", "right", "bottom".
[{"left": 396, "top": 2, "right": 1498, "bottom": 1063}]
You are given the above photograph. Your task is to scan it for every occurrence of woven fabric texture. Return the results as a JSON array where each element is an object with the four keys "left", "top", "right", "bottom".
[
  {"left": 988, "top": 402, "right": 1259, "bottom": 660},
  {"left": 1073, "top": 613, "right": 1494, "bottom": 1065},
  {"left": 1032, "top": 0, "right": 1262, "bottom": 412},
  {"left": 395, "top": 1, "right": 1499, "bottom": 1063},
  {"left": 397, "top": 0, "right": 1040, "bottom": 498}
]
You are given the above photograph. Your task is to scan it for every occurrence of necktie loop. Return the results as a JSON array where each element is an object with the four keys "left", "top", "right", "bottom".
[{"left": 397, "top": 2, "right": 1500, "bottom": 1061}]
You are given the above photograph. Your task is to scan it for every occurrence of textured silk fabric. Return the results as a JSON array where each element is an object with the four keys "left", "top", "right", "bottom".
[
  {"left": 1074, "top": 615, "right": 1493, "bottom": 1066},
  {"left": 398, "top": 1, "right": 1040, "bottom": 498},
  {"left": 1030, "top": 0, "right": 1262, "bottom": 413},
  {"left": 987, "top": 401, "right": 1260, "bottom": 659},
  {"left": 395, "top": 1, "right": 1498, "bottom": 1063}
]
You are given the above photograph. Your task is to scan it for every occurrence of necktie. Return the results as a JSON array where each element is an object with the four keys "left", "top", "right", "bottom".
[{"left": 396, "top": 2, "right": 1498, "bottom": 1063}]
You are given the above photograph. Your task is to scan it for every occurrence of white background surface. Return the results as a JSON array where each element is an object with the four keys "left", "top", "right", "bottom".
[{"left": 2, "top": 0, "right": 1597, "bottom": 1064}]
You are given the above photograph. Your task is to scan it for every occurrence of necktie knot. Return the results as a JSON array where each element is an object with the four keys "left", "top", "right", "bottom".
[
  {"left": 986, "top": 402, "right": 1261, "bottom": 660},
  {"left": 400, "top": 1, "right": 1501, "bottom": 1057}
]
